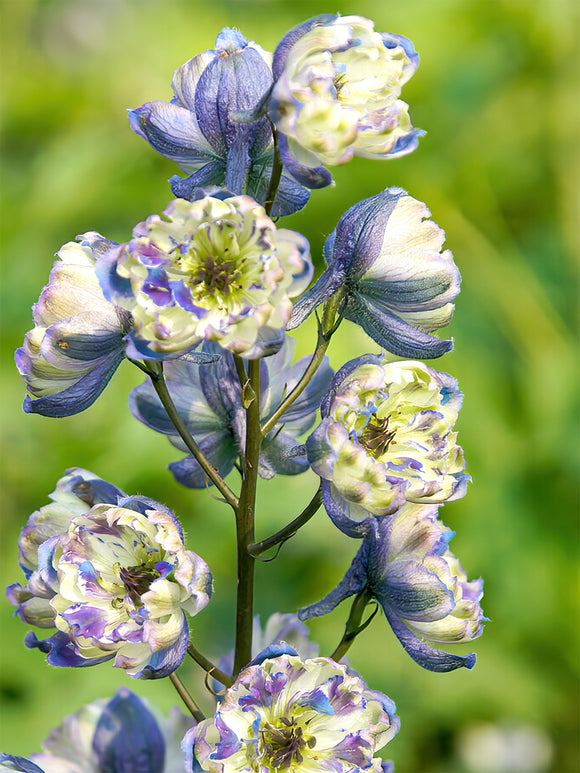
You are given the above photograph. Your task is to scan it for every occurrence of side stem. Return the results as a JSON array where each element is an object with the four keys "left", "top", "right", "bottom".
[
  {"left": 261, "top": 292, "right": 343, "bottom": 438},
  {"left": 169, "top": 672, "right": 205, "bottom": 721},
  {"left": 187, "top": 643, "right": 234, "bottom": 688},
  {"left": 233, "top": 359, "right": 261, "bottom": 675},
  {"left": 248, "top": 485, "right": 322, "bottom": 557},
  {"left": 264, "top": 120, "right": 283, "bottom": 217},
  {"left": 330, "top": 587, "right": 374, "bottom": 662},
  {"left": 142, "top": 361, "right": 239, "bottom": 511}
]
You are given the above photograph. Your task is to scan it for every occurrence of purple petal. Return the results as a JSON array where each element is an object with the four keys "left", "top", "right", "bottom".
[
  {"left": 383, "top": 607, "right": 476, "bottom": 672},
  {"left": 346, "top": 293, "right": 453, "bottom": 359},
  {"left": 23, "top": 349, "right": 124, "bottom": 418},
  {"left": 92, "top": 688, "right": 165, "bottom": 773},
  {"left": 277, "top": 134, "right": 333, "bottom": 189},
  {"left": 272, "top": 15, "right": 339, "bottom": 79}
]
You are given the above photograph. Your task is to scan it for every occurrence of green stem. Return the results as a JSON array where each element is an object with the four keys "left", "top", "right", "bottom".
[
  {"left": 169, "top": 672, "right": 205, "bottom": 721},
  {"left": 233, "top": 359, "right": 261, "bottom": 675},
  {"left": 260, "top": 292, "right": 343, "bottom": 438},
  {"left": 330, "top": 587, "right": 374, "bottom": 662},
  {"left": 264, "top": 120, "right": 283, "bottom": 217},
  {"left": 187, "top": 643, "right": 234, "bottom": 688},
  {"left": 248, "top": 485, "right": 322, "bottom": 557},
  {"left": 142, "top": 361, "right": 239, "bottom": 511}
]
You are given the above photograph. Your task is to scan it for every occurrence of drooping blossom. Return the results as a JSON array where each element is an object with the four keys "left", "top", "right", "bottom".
[
  {"left": 306, "top": 356, "right": 469, "bottom": 535},
  {"left": 0, "top": 688, "right": 190, "bottom": 773},
  {"left": 7, "top": 468, "right": 212, "bottom": 678},
  {"left": 130, "top": 336, "right": 332, "bottom": 488},
  {"left": 130, "top": 28, "right": 309, "bottom": 216},
  {"left": 268, "top": 15, "right": 423, "bottom": 188},
  {"left": 97, "top": 194, "right": 313, "bottom": 360},
  {"left": 289, "top": 188, "right": 461, "bottom": 359},
  {"left": 300, "top": 503, "right": 485, "bottom": 672},
  {"left": 15, "top": 233, "right": 131, "bottom": 417},
  {"left": 184, "top": 645, "right": 399, "bottom": 771}
]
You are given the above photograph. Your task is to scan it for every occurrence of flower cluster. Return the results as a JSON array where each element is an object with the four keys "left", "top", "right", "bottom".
[
  {"left": 6, "top": 11, "right": 485, "bottom": 770},
  {"left": 8, "top": 469, "right": 211, "bottom": 678}
]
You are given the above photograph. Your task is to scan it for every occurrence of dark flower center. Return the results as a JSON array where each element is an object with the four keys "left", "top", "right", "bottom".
[
  {"left": 260, "top": 717, "right": 316, "bottom": 770},
  {"left": 359, "top": 414, "right": 397, "bottom": 458},
  {"left": 119, "top": 563, "right": 159, "bottom": 607},
  {"left": 195, "top": 255, "right": 240, "bottom": 296}
]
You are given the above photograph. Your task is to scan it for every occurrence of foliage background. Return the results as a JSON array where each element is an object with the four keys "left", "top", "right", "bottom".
[{"left": 0, "top": 0, "right": 577, "bottom": 770}]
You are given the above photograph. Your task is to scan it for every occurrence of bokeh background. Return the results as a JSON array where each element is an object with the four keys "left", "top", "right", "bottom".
[{"left": 1, "top": 0, "right": 578, "bottom": 770}]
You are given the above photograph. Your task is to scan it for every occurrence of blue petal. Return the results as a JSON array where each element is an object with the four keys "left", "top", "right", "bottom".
[
  {"left": 320, "top": 354, "right": 382, "bottom": 418},
  {"left": 387, "top": 128, "right": 425, "bottom": 158},
  {"left": 345, "top": 294, "right": 453, "bottom": 359},
  {"left": 248, "top": 643, "right": 298, "bottom": 667},
  {"left": 23, "top": 350, "right": 124, "bottom": 418},
  {"left": 381, "top": 31, "right": 419, "bottom": 72},
  {"left": 225, "top": 132, "right": 252, "bottom": 195},
  {"left": 67, "top": 473, "right": 125, "bottom": 506},
  {"left": 133, "top": 613, "right": 189, "bottom": 679},
  {"left": 299, "top": 539, "right": 370, "bottom": 621},
  {"left": 128, "top": 103, "right": 218, "bottom": 170},
  {"left": 378, "top": 559, "right": 455, "bottom": 623},
  {"left": 246, "top": 163, "right": 310, "bottom": 217},
  {"left": 278, "top": 134, "right": 332, "bottom": 189},
  {"left": 169, "top": 432, "right": 237, "bottom": 489},
  {"left": 25, "top": 630, "right": 114, "bottom": 668},
  {"left": 195, "top": 47, "right": 272, "bottom": 156},
  {"left": 92, "top": 688, "right": 165, "bottom": 773},
  {"left": 0, "top": 755, "right": 45, "bottom": 773},
  {"left": 272, "top": 15, "right": 339, "bottom": 79},
  {"left": 295, "top": 689, "right": 334, "bottom": 715},
  {"left": 170, "top": 161, "right": 227, "bottom": 199},
  {"left": 330, "top": 189, "right": 405, "bottom": 278},
  {"left": 383, "top": 607, "right": 476, "bottom": 672},
  {"left": 260, "top": 430, "right": 309, "bottom": 478},
  {"left": 321, "top": 480, "right": 376, "bottom": 538},
  {"left": 287, "top": 266, "right": 345, "bottom": 330}
]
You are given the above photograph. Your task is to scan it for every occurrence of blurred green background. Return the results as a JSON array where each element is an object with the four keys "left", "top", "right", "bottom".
[{"left": 0, "top": 0, "right": 578, "bottom": 770}]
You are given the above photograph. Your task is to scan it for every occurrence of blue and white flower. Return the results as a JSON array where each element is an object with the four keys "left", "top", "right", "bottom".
[
  {"left": 97, "top": 194, "right": 313, "bottom": 360},
  {"left": 184, "top": 646, "right": 399, "bottom": 771},
  {"left": 15, "top": 234, "right": 131, "bottom": 417},
  {"left": 306, "top": 356, "right": 469, "bottom": 535},
  {"left": 0, "top": 688, "right": 190, "bottom": 773},
  {"left": 130, "top": 28, "right": 309, "bottom": 216},
  {"left": 300, "top": 504, "right": 485, "bottom": 672},
  {"left": 290, "top": 188, "right": 461, "bottom": 359},
  {"left": 269, "top": 15, "right": 423, "bottom": 188},
  {"left": 130, "top": 336, "right": 333, "bottom": 488},
  {"left": 7, "top": 469, "right": 212, "bottom": 679}
]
